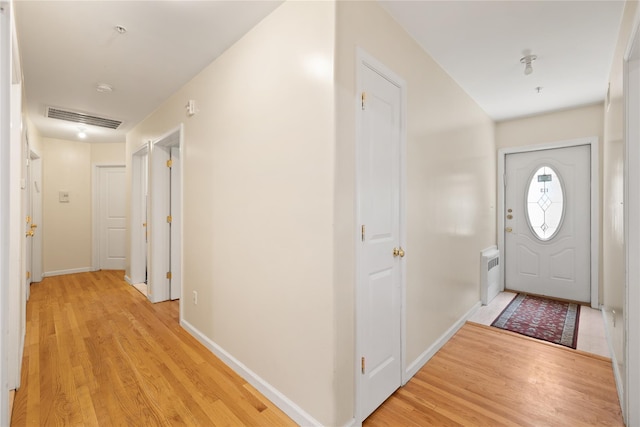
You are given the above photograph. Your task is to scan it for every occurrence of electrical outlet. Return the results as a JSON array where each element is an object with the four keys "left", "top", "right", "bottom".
[{"left": 193, "top": 290, "right": 198, "bottom": 305}]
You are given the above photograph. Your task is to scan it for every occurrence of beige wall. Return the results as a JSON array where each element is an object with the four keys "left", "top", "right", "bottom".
[
  {"left": 126, "top": 2, "right": 337, "bottom": 424},
  {"left": 495, "top": 103, "right": 604, "bottom": 149},
  {"left": 602, "top": 0, "right": 639, "bottom": 386},
  {"left": 335, "top": 2, "right": 496, "bottom": 423},
  {"left": 91, "top": 142, "right": 125, "bottom": 164},
  {"left": 42, "top": 137, "right": 125, "bottom": 274}
]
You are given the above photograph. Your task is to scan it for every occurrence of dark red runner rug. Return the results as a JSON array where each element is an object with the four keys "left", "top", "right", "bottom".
[{"left": 491, "top": 293, "right": 580, "bottom": 349}]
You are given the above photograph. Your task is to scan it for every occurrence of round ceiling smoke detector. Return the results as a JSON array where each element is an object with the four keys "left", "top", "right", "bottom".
[
  {"left": 96, "top": 83, "right": 114, "bottom": 93},
  {"left": 115, "top": 25, "right": 127, "bottom": 34}
]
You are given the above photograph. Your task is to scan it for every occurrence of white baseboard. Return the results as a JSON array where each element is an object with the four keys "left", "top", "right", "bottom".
[
  {"left": 602, "top": 308, "right": 625, "bottom": 418},
  {"left": 42, "top": 267, "right": 94, "bottom": 278},
  {"left": 180, "top": 319, "right": 323, "bottom": 427},
  {"left": 404, "top": 301, "right": 481, "bottom": 382},
  {"left": 341, "top": 418, "right": 357, "bottom": 427},
  {"left": 124, "top": 275, "right": 133, "bottom": 285}
]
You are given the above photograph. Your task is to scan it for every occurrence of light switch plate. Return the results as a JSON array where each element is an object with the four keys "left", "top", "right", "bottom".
[{"left": 59, "top": 191, "right": 70, "bottom": 203}]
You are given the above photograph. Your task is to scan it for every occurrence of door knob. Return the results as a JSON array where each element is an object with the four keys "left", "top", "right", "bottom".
[
  {"left": 393, "top": 247, "right": 406, "bottom": 258},
  {"left": 505, "top": 227, "right": 513, "bottom": 233},
  {"left": 26, "top": 230, "right": 34, "bottom": 237}
]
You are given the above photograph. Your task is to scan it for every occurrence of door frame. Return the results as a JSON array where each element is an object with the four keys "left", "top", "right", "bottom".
[
  {"left": 354, "top": 48, "right": 407, "bottom": 424},
  {"left": 91, "top": 164, "right": 126, "bottom": 271},
  {"left": 497, "top": 137, "right": 600, "bottom": 308},
  {"left": 624, "top": 6, "right": 640, "bottom": 425}
]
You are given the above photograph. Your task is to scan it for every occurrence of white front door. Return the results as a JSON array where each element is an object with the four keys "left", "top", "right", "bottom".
[
  {"left": 358, "top": 61, "right": 403, "bottom": 420},
  {"left": 505, "top": 145, "right": 590, "bottom": 302},
  {"left": 97, "top": 166, "right": 126, "bottom": 270}
]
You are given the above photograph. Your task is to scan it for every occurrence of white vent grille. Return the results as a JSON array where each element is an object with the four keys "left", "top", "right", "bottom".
[
  {"left": 46, "top": 107, "right": 122, "bottom": 129},
  {"left": 488, "top": 257, "right": 499, "bottom": 271}
]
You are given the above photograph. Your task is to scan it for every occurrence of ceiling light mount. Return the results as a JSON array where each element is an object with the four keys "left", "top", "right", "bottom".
[
  {"left": 520, "top": 54, "right": 537, "bottom": 75},
  {"left": 115, "top": 25, "right": 127, "bottom": 34}
]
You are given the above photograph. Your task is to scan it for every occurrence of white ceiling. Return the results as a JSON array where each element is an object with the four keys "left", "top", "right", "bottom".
[
  {"left": 14, "top": 1, "right": 626, "bottom": 144},
  {"left": 380, "top": 0, "right": 625, "bottom": 121},
  {"left": 14, "top": 1, "right": 283, "bottom": 143}
]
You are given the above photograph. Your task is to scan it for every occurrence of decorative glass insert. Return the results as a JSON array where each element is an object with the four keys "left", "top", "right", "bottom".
[{"left": 526, "top": 166, "right": 564, "bottom": 241}]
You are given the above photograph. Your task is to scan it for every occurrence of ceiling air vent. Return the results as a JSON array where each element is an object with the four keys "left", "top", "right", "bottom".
[{"left": 46, "top": 107, "right": 122, "bottom": 130}]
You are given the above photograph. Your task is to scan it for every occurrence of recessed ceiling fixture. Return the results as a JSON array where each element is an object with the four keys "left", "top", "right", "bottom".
[
  {"left": 520, "top": 54, "right": 537, "bottom": 75},
  {"left": 77, "top": 128, "right": 87, "bottom": 139},
  {"left": 115, "top": 25, "right": 127, "bottom": 34},
  {"left": 96, "top": 83, "right": 113, "bottom": 93}
]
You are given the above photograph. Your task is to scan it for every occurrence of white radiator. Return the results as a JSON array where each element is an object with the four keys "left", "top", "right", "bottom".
[{"left": 480, "top": 246, "right": 500, "bottom": 305}]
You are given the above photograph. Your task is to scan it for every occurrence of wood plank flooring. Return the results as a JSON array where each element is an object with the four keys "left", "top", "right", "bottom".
[
  {"left": 10, "top": 271, "right": 296, "bottom": 426},
  {"left": 11, "top": 271, "right": 624, "bottom": 426},
  {"left": 365, "top": 322, "right": 624, "bottom": 426}
]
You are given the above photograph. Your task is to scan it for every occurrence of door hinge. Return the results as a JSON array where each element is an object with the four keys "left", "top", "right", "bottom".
[
  {"left": 26, "top": 271, "right": 31, "bottom": 280},
  {"left": 166, "top": 272, "right": 172, "bottom": 279},
  {"left": 167, "top": 215, "right": 172, "bottom": 223},
  {"left": 26, "top": 215, "right": 31, "bottom": 224},
  {"left": 361, "top": 225, "right": 365, "bottom": 242},
  {"left": 361, "top": 92, "right": 366, "bottom": 110},
  {"left": 166, "top": 159, "right": 173, "bottom": 168},
  {"left": 361, "top": 356, "right": 366, "bottom": 374}
]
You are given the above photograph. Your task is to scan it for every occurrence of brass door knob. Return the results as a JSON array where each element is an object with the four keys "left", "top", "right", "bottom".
[
  {"left": 393, "top": 247, "right": 406, "bottom": 258},
  {"left": 505, "top": 227, "right": 513, "bottom": 233},
  {"left": 26, "top": 230, "right": 34, "bottom": 237}
]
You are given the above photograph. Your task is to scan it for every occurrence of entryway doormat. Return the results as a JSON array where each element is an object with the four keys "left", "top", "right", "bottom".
[{"left": 491, "top": 293, "right": 580, "bottom": 349}]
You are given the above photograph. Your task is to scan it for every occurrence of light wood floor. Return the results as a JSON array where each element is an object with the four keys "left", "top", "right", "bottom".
[
  {"left": 10, "top": 271, "right": 296, "bottom": 426},
  {"left": 365, "top": 322, "right": 624, "bottom": 426},
  {"left": 11, "top": 271, "right": 624, "bottom": 426}
]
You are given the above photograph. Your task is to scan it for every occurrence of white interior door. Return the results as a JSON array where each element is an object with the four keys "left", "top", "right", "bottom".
[
  {"left": 130, "top": 145, "right": 149, "bottom": 286},
  {"left": 97, "top": 166, "right": 126, "bottom": 270},
  {"left": 30, "top": 154, "right": 42, "bottom": 283},
  {"left": 170, "top": 145, "right": 181, "bottom": 301},
  {"left": 150, "top": 128, "right": 183, "bottom": 304},
  {"left": 358, "top": 61, "right": 403, "bottom": 421},
  {"left": 505, "top": 145, "right": 590, "bottom": 302},
  {"left": 150, "top": 143, "right": 170, "bottom": 302}
]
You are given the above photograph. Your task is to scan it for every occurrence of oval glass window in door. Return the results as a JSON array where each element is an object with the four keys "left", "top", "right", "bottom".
[{"left": 526, "top": 166, "right": 565, "bottom": 241}]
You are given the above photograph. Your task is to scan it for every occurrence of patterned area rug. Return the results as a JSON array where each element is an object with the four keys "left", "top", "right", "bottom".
[{"left": 491, "top": 293, "right": 580, "bottom": 349}]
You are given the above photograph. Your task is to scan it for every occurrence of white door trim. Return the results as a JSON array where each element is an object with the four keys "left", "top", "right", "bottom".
[
  {"left": 92, "top": 164, "right": 126, "bottom": 271},
  {"left": 497, "top": 137, "right": 599, "bottom": 308},
  {"left": 354, "top": 48, "right": 407, "bottom": 424},
  {"left": 624, "top": 6, "right": 640, "bottom": 425}
]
